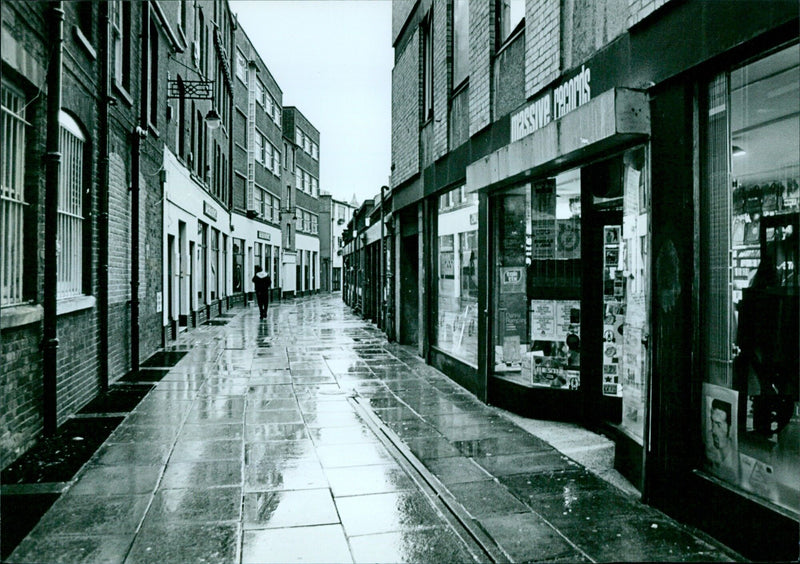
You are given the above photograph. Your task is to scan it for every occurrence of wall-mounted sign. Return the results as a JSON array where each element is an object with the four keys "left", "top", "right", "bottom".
[
  {"left": 203, "top": 201, "right": 218, "bottom": 221},
  {"left": 511, "top": 65, "right": 592, "bottom": 143},
  {"left": 257, "top": 231, "right": 271, "bottom": 241}
]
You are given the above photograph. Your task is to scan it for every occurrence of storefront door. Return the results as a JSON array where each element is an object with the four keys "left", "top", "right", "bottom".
[
  {"left": 584, "top": 147, "right": 651, "bottom": 487},
  {"left": 486, "top": 146, "right": 651, "bottom": 485}
]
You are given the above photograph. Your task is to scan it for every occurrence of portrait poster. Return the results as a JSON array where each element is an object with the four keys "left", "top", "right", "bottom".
[{"left": 701, "top": 383, "right": 740, "bottom": 483}]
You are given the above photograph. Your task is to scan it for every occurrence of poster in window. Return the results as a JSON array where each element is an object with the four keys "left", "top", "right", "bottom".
[
  {"left": 555, "top": 218, "right": 581, "bottom": 259},
  {"left": 530, "top": 300, "right": 556, "bottom": 341},
  {"left": 701, "top": 383, "right": 740, "bottom": 484},
  {"left": 531, "top": 220, "right": 556, "bottom": 259}
]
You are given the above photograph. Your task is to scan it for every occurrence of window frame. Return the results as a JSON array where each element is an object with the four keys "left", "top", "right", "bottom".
[
  {"left": 57, "top": 111, "right": 89, "bottom": 299},
  {"left": 1, "top": 82, "right": 30, "bottom": 308}
]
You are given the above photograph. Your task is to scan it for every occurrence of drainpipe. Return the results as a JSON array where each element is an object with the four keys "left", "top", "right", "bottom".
[
  {"left": 131, "top": 4, "right": 150, "bottom": 374},
  {"left": 379, "top": 186, "right": 386, "bottom": 333},
  {"left": 42, "top": 1, "right": 64, "bottom": 435},
  {"left": 98, "top": 0, "right": 110, "bottom": 391}
]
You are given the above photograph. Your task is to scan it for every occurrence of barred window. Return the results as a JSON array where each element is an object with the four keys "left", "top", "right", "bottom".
[
  {"left": 57, "top": 112, "right": 86, "bottom": 298},
  {"left": 1, "top": 84, "right": 29, "bottom": 307}
]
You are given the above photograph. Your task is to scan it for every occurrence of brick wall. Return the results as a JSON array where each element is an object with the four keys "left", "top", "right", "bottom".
[
  {"left": 0, "top": 323, "right": 44, "bottom": 468},
  {"left": 108, "top": 151, "right": 131, "bottom": 306},
  {"left": 56, "top": 310, "right": 99, "bottom": 426},
  {"left": 392, "top": 0, "right": 417, "bottom": 45},
  {"left": 627, "top": 0, "right": 672, "bottom": 28},
  {"left": 432, "top": 0, "right": 448, "bottom": 159},
  {"left": 525, "top": 0, "right": 561, "bottom": 98},
  {"left": 391, "top": 30, "right": 420, "bottom": 187},
  {"left": 469, "top": 0, "right": 493, "bottom": 135}
]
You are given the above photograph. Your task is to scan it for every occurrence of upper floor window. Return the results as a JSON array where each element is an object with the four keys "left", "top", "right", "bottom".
[
  {"left": 273, "top": 105, "right": 281, "bottom": 127},
  {"left": 236, "top": 50, "right": 247, "bottom": 83},
  {"left": 272, "top": 148, "right": 281, "bottom": 176},
  {"left": 422, "top": 12, "right": 434, "bottom": 121},
  {"left": 77, "top": 2, "right": 94, "bottom": 45},
  {"left": 264, "top": 90, "right": 273, "bottom": 115},
  {"left": 453, "top": 0, "right": 470, "bottom": 87},
  {"left": 58, "top": 112, "right": 88, "bottom": 299},
  {"left": 311, "top": 141, "right": 318, "bottom": 160},
  {"left": 110, "top": 1, "right": 131, "bottom": 92},
  {"left": 1, "top": 84, "right": 29, "bottom": 307},
  {"left": 296, "top": 129, "right": 303, "bottom": 147},
  {"left": 180, "top": 0, "right": 189, "bottom": 34},
  {"left": 497, "top": 0, "right": 524, "bottom": 48},
  {"left": 254, "top": 131, "right": 264, "bottom": 163},
  {"left": 255, "top": 79, "right": 265, "bottom": 107},
  {"left": 303, "top": 135, "right": 311, "bottom": 154},
  {"left": 148, "top": 19, "right": 159, "bottom": 128}
]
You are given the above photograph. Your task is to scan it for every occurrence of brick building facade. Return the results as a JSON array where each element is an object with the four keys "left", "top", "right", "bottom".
[
  {"left": 1, "top": 0, "right": 322, "bottom": 470},
  {"left": 385, "top": 0, "right": 798, "bottom": 558}
]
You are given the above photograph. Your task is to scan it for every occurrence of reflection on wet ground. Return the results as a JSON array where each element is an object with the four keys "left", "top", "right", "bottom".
[{"left": 7, "top": 294, "right": 741, "bottom": 563}]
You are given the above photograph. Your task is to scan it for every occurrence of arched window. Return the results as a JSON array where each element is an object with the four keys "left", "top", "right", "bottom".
[{"left": 57, "top": 111, "right": 87, "bottom": 298}]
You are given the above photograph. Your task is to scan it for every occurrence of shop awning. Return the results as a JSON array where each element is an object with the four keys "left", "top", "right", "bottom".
[{"left": 466, "top": 88, "right": 650, "bottom": 192}]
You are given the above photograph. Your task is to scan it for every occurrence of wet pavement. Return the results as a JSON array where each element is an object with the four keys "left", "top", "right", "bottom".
[{"left": 6, "top": 294, "right": 742, "bottom": 563}]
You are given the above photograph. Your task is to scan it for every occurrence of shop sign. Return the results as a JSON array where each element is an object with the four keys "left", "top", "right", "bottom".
[
  {"left": 510, "top": 65, "right": 592, "bottom": 143},
  {"left": 203, "top": 201, "right": 218, "bottom": 221},
  {"left": 257, "top": 231, "right": 271, "bottom": 241}
]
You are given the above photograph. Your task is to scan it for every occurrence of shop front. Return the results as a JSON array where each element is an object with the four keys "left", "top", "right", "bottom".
[
  {"left": 466, "top": 16, "right": 797, "bottom": 556},
  {"left": 468, "top": 87, "right": 651, "bottom": 488}
]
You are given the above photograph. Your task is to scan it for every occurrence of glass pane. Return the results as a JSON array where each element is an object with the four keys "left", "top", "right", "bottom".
[
  {"left": 703, "top": 44, "right": 799, "bottom": 517},
  {"left": 433, "top": 185, "right": 478, "bottom": 365},
  {"left": 615, "top": 147, "right": 650, "bottom": 442}
]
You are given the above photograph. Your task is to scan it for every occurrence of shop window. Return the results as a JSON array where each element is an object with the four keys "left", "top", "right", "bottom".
[
  {"left": 701, "top": 44, "right": 798, "bottom": 516},
  {"left": 233, "top": 238, "right": 244, "bottom": 292},
  {"left": 433, "top": 185, "right": 479, "bottom": 365},
  {"left": 273, "top": 245, "right": 280, "bottom": 286},
  {"left": 494, "top": 170, "right": 581, "bottom": 389},
  {"left": 210, "top": 228, "right": 219, "bottom": 300}
]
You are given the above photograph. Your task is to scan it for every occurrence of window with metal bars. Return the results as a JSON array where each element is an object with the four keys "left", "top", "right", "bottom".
[
  {"left": 1, "top": 84, "right": 29, "bottom": 307},
  {"left": 57, "top": 112, "right": 87, "bottom": 299}
]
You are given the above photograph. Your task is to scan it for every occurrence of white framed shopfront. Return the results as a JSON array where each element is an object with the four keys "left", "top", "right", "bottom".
[
  {"left": 162, "top": 148, "right": 230, "bottom": 330},
  {"left": 230, "top": 213, "right": 281, "bottom": 296}
]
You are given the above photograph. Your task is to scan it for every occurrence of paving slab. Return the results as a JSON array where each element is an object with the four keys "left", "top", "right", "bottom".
[{"left": 6, "top": 295, "right": 742, "bottom": 563}]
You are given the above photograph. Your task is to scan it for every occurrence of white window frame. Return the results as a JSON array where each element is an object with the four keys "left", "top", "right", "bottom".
[
  {"left": 264, "top": 91, "right": 273, "bottom": 117},
  {"left": 255, "top": 79, "right": 265, "bottom": 107},
  {"left": 272, "top": 147, "right": 281, "bottom": 176},
  {"left": 236, "top": 49, "right": 247, "bottom": 83},
  {"left": 296, "top": 129, "right": 303, "bottom": 147},
  {"left": 264, "top": 141, "right": 273, "bottom": 170},
  {"left": 273, "top": 105, "right": 281, "bottom": 127},
  {"left": 311, "top": 142, "right": 318, "bottom": 160},
  {"left": 254, "top": 185, "right": 263, "bottom": 217},
  {"left": 1, "top": 84, "right": 29, "bottom": 307},
  {"left": 57, "top": 112, "right": 86, "bottom": 299},
  {"left": 254, "top": 130, "right": 264, "bottom": 163}
]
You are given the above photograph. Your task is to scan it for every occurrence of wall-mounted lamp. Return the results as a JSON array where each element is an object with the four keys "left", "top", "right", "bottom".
[
  {"left": 205, "top": 109, "right": 221, "bottom": 130},
  {"left": 732, "top": 145, "right": 746, "bottom": 156}
]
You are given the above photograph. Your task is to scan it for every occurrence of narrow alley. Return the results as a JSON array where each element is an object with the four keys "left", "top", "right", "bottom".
[{"left": 5, "top": 294, "right": 740, "bottom": 563}]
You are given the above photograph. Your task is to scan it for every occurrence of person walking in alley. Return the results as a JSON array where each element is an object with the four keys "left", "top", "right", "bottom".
[{"left": 252, "top": 266, "right": 271, "bottom": 319}]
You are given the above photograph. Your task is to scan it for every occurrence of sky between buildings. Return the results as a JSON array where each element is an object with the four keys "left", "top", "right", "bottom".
[{"left": 229, "top": 0, "right": 394, "bottom": 207}]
